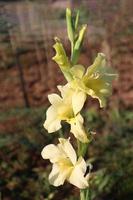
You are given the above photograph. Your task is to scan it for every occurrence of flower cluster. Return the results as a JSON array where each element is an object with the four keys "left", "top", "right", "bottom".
[
  {"left": 41, "top": 8, "right": 117, "bottom": 191},
  {"left": 42, "top": 138, "right": 89, "bottom": 188}
]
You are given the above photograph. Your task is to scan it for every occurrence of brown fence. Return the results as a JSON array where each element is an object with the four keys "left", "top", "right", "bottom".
[{"left": 0, "top": 0, "right": 133, "bottom": 110}]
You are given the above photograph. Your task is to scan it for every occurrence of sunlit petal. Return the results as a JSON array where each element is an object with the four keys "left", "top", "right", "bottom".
[
  {"left": 44, "top": 106, "right": 61, "bottom": 133},
  {"left": 52, "top": 40, "right": 70, "bottom": 69},
  {"left": 59, "top": 138, "right": 77, "bottom": 165},
  {"left": 70, "top": 114, "right": 88, "bottom": 143},
  {"left": 69, "top": 53, "right": 117, "bottom": 108},
  {"left": 49, "top": 164, "right": 68, "bottom": 186},
  {"left": 48, "top": 94, "right": 62, "bottom": 106},
  {"left": 57, "top": 84, "right": 70, "bottom": 98},
  {"left": 41, "top": 144, "right": 62, "bottom": 163},
  {"left": 70, "top": 65, "right": 85, "bottom": 78},
  {"left": 72, "top": 91, "right": 86, "bottom": 115},
  {"left": 68, "top": 157, "right": 88, "bottom": 189}
]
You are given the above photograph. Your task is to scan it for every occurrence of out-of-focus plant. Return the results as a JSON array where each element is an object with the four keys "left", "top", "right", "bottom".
[
  {"left": 42, "top": 8, "right": 117, "bottom": 200},
  {"left": 87, "top": 106, "right": 133, "bottom": 200}
]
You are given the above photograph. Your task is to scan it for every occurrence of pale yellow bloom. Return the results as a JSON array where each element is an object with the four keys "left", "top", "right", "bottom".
[
  {"left": 70, "top": 53, "right": 117, "bottom": 107},
  {"left": 44, "top": 84, "right": 88, "bottom": 143},
  {"left": 52, "top": 39, "right": 70, "bottom": 69},
  {"left": 69, "top": 114, "right": 88, "bottom": 143},
  {"left": 41, "top": 138, "right": 89, "bottom": 189}
]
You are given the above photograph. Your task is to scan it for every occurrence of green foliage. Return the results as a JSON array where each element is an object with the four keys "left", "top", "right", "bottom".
[{"left": 85, "top": 108, "right": 133, "bottom": 200}]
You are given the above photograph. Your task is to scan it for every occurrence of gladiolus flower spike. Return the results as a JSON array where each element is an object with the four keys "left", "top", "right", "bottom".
[
  {"left": 41, "top": 138, "right": 89, "bottom": 189},
  {"left": 41, "top": 7, "right": 117, "bottom": 200}
]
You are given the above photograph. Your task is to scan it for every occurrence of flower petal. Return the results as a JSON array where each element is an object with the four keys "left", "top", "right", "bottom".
[
  {"left": 72, "top": 91, "right": 86, "bottom": 115},
  {"left": 49, "top": 163, "right": 72, "bottom": 187},
  {"left": 83, "top": 53, "right": 117, "bottom": 107},
  {"left": 41, "top": 144, "right": 63, "bottom": 163},
  {"left": 70, "top": 65, "right": 85, "bottom": 78},
  {"left": 58, "top": 138, "right": 77, "bottom": 165},
  {"left": 85, "top": 82, "right": 107, "bottom": 108},
  {"left": 68, "top": 157, "right": 88, "bottom": 189},
  {"left": 57, "top": 85, "right": 68, "bottom": 98},
  {"left": 44, "top": 106, "right": 61, "bottom": 133},
  {"left": 85, "top": 53, "right": 106, "bottom": 76},
  {"left": 70, "top": 114, "right": 89, "bottom": 143},
  {"left": 52, "top": 40, "right": 70, "bottom": 69},
  {"left": 48, "top": 93, "right": 62, "bottom": 106},
  {"left": 57, "top": 84, "right": 73, "bottom": 100}
]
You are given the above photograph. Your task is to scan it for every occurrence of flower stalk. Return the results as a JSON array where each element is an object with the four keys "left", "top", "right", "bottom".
[{"left": 41, "top": 8, "right": 117, "bottom": 200}]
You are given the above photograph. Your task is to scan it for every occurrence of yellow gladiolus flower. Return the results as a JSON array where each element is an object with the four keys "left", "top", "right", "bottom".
[
  {"left": 44, "top": 84, "right": 88, "bottom": 143},
  {"left": 41, "top": 138, "right": 89, "bottom": 189},
  {"left": 52, "top": 38, "right": 70, "bottom": 69},
  {"left": 70, "top": 53, "right": 117, "bottom": 107},
  {"left": 52, "top": 39, "right": 73, "bottom": 82}
]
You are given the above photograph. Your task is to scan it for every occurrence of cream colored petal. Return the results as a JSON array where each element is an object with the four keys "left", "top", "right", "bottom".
[
  {"left": 70, "top": 114, "right": 88, "bottom": 143},
  {"left": 44, "top": 106, "right": 61, "bottom": 133},
  {"left": 86, "top": 53, "right": 106, "bottom": 76},
  {"left": 72, "top": 91, "right": 86, "bottom": 115},
  {"left": 70, "top": 65, "right": 85, "bottom": 78},
  {"left": 41, "top": 144, "right": 62, "bottom": 163},
  {"left": 68, "top": 157, "right": 88, "bottom": 189},
  {"left": 49, "top": 164, "right": 62, "bottom": 186},
  {"left": 77, "top": 157, "right": 87, "bottom": 174},
  {"left": 84, "top": 53, "right": 117, "bottom": 108},
  {"left": 57, "top": 84, "right": 75, "bottom": 108},
  {"left": 45, "top": 119, "right": 61, "bottom": 133},
  {"left": 59, "top": 138, "right": 77, "bottom": 165},
  {"left": 97, "top": 95, "right": 106, "bottom": 108},
  {"left": 49, "top": 163, "right": 72, "bottom": 187},
  {"left": 76, "top": 113, "right": 84, "bottom": 123},
  {"left": 48, "top": 93, "right": 62, "bottom": 106},
  {"left": 57, "top": 84, "right": 70, "bottom": 99},
  {"left": 87, "top": 89, "right": 106, "bottom": 108}
]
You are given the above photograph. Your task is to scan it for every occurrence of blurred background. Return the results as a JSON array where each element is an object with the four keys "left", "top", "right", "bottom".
[{"left": 0, "top": 0, "right": 133, "bottom": 199}]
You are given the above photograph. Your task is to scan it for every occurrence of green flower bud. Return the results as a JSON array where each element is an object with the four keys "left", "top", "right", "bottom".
[{"left": 52, "top": 38, "right": 70, "bottom": 69}]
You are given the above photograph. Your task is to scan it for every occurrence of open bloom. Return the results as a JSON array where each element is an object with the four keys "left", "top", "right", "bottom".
[
  {"left": 44, "top": 84, "right": 88, "bottom": 143},
  {"left": 70, "top": 53, "right": 117, "bottom": 107},
  {"left": 41, "top": 138, "right": 89, "bottom": 188}
]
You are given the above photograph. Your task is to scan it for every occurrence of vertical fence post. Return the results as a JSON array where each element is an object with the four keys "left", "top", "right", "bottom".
[
  {"left": 9, "top": 29, "right": 30, "bottom": 108},
  {"left": 16, "top": 50, "right": 30, "bottom": 108}
]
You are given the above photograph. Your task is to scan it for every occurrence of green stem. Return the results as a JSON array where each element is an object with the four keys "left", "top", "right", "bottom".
[
  {"left": 77, "top": 139, "right": 81, "bottom": 157},
  {"left": 78, "top": 140, "right": 91, "bottom": 200},
  {"left": 80, "top": 190, "right": 85, "bottom": 200},
  {"left": 85, "top": 187, "right": 91, "bottom": 200},
  {"left": 80, "top": 188, "right": 91, "bottom": 200},
  {"left": 60, "top": 68, "right": 73, "bottom": 82},
  {"left": 85, "top": 189, "right": 89, "bottom": 199},
  {"left": 71, "top": 41, "right": 74, "bottom": 60},
  {"left": 89, "top": 188, "right": 91, "bottom": 200}
]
